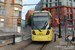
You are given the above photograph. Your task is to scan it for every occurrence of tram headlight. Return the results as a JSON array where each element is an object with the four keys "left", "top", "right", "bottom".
[
  {"left": 46, "top": 31, "right": 50, "bottom": 35},
  {"left": 32, "top": 31, "right": 36, "bottom": 35}
]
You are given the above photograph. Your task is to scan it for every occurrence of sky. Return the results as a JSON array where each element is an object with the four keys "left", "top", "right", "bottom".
[{"left": 22, "top": 0, "right": 40, "bottom": 20}]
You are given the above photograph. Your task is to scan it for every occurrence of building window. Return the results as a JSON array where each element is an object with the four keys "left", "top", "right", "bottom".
[
  {"left": 55, "top": 3, "right": 57, "bottom": 6},
  {"left": 19, "top": 11, "right": 21, "bottom": 17},
  {"left": 19, "top": 8, "right": 22, "bottom": 11},
  {"left": 60, "top": 8, "right": 62, "bottom": 12},
  {"left": 0, "top": 6, "right": 5, "bottom": 15},
  {"left": 67, "top": 8, "right": 68, "bottom": 12},
  {"left": 0, "top": 10, "right": 1, "bottom": 15},
  {"left": 70, "top": 14, "right": 72, "bottom": 19},
  {"left": 50, "top": 9, "right": 52, "bottom": 12},
  {"left": 0, "top": 0, "right": 4, "bottom": 2},
  {"left": 55, "top": 0, "right": 57, "bottom": 1},
  {"left": 17, "top": 23, "right": 21, "bottom": 26},
  {"left": 67, "top": 2, "right": 68, "bottom": 6},
  {"left": 70, "top": 3, "right": 72, "bottom": 6},
  {"left": 67, "top": 14, "right": 69, "bottom": 19},
  {"left": 15, "top": 0, "right": 22, "bottom": 5},
  {"left": 70, "top": 8, "right": 72, "bottom": 12},
  {"left": 56, "top": 8, "right": 57, "bottom": 12},
  {"left": 60, "top": 14, "right": 62, "bottom": 19},
  {"left": 46, "top": 0, "right": 48, "bottom": 2},
  {"left": 59, "top": 2, "right": 61, "bottom": 5},
  {"left": 67, "top": 21, "right": 72, "bottom": 25},
  {"left": 14, "top": 7, "right": 22, "bottom": 17},
  {"left": 15, "top": 0, "right": 19, "bottom": 4},
  {"left": 56, "top": 14, "right": 58, "bottom": 19},
  {"left": 20, "top": 0, "right": 22, "bottom": 4},
  {"left": 2, "top": 10, "right": 4, "bottom": 15},
  {"left": 14, "top": 11, "right": 18, "bottom": 16},
  {"left": 50, "top": 0, "right": 52, "bottom": 2},
  {"left": 46, "top": 4, "right": 48, "bottom": 7},
  {"left": 0, "top": 23, "right": 4, "bottom": 27},
  {"left": 50, "top": 3, "right": 52, "bottom": 7},
  {"left": 2, "top": 6, "right": 5, "bottom": 9}
]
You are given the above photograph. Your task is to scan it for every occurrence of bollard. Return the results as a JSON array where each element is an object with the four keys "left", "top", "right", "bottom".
[
  {"left": 54, "top": 34, "right": 56, "bottom": 42},
  {"left": 12, "top": 35, "right": 15, "bottom": 45}
]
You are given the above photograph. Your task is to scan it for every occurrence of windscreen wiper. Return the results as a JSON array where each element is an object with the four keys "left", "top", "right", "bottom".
[
  {"left": 42, "top": 22, "right": 48, "bottom": 29},
  {"left": 33, "top": 24, "right": 41, "bottom": 32}
]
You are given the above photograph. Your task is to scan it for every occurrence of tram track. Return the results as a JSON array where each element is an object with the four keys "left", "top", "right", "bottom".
[
  {"left": 18, "top": 42, "right": 32, "bottom": 50},
  {"left": 18, "top": 41, "right": 50, "bottom": 50},
  {"left": 40, "top": 42, "right": 47, "bottom": 50}
]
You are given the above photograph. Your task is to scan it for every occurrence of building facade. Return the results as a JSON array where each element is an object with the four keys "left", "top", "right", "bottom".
[
  {"left": 35, "top": 0, "right": 75, "bottom": 30},
  {"left": 21, "top": 19, "right": 25, "bottom": 28},
  {"left": 25, "top": 10, "right": 34, "bottom": 25},
  {"left": 0, "top": 0, "right": 22, "bottom": 28}
]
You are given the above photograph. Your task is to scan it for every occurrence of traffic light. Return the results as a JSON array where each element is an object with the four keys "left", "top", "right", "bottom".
[{"left": 55, "top": 18, "right": 60, "bottom": 24}]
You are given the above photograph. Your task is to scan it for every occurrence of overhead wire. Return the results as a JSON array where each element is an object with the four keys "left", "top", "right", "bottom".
[{"left": 22, "top": 2, "right": 57, "bottom": 6}]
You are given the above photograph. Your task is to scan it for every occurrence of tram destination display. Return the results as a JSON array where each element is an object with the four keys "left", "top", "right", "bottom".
[{"left": 33, "top": 13, "right": 49, "bottom": 16}]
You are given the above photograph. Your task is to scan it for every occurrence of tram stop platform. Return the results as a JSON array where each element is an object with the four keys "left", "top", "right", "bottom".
[{"left": 0, "top": 36, "right": 75, "bottom": 50}]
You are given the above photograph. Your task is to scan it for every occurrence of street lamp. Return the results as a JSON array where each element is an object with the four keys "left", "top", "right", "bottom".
[
  {"left": 63, "top": 13, "right": 68, "bottom": 41},
  {"left": 58, "top": 0, "right": 62, "bottom": 38},
  {"left": 71, "top": 0, "right": 74, "bottom": 38}
]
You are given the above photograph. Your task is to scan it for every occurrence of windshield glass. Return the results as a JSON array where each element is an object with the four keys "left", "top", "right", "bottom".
[{"left": 32, "top": 17, "right": 49, "bottom": 29}]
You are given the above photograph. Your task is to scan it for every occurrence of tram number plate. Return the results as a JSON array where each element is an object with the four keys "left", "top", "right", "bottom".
[{"left": 39, "top": 33, "right": 43, "bottom": 35}]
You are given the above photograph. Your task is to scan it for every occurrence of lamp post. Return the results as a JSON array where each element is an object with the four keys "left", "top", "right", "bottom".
[
  {"left": 63, "top": 14, "right": 68, "bottom": 41},
  {"left": 71, "top": 0, "right": 74, "bottom": 38},
  {"left": 58, "top": 0, "right": 62, "bottom": 38},
  {"left": 63, "top": 10, "right": 68, "bottom": 41}
]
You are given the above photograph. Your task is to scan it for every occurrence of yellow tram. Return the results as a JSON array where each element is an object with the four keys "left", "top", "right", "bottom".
[{"left": 31, "top": 11, "right": 52, "bottom": 41}]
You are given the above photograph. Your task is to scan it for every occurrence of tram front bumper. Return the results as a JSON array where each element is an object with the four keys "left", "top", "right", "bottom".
[{"left": 32, "top": 35, "right": 52, "bottom": 41}]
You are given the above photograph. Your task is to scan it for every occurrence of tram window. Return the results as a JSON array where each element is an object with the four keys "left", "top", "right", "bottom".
[{"left": 55, "top": 14, "right": 58, "bottom": 19}]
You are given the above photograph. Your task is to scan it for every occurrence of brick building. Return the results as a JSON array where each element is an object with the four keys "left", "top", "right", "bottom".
[
  {"left": 0, "top": 0, "right": 22, "bottom": 28},
  {"left": 35, "top": 0, "right": 75, "bottom": 30},
  {"left": 25, "top": 10, "right": 34, "bottom": 25}
]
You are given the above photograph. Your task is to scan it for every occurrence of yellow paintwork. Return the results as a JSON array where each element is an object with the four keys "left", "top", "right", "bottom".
[
  {"left": 31, "top": 11, "right": 52, "bottom": 41},
  {"left": 31, "top": 27, "right": 52, "bottom": 41},
  {"left": 32, "top": 11, "right": 52, "bottom": 17}
]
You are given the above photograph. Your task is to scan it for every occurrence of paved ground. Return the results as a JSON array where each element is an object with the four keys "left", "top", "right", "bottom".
[
  {"left": 0, "top": 34, "right": 75, "bottom": 50},
  {"left": 0, "top": 39, "right": 31, "bottom": 50}
]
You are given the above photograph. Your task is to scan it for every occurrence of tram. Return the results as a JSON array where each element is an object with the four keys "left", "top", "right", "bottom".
[{"left": 31, "top": 11, "right": 52, "bottom": 41}]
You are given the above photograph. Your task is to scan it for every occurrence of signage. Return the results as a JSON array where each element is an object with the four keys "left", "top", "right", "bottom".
[{"left": 34, "top": 13, "right": 48, "bottom": 16}]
